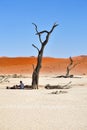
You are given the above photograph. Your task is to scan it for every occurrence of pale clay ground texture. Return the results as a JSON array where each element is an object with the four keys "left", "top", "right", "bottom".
[{"left": 0, "top": 75, "right": 87, "bottom": 130}]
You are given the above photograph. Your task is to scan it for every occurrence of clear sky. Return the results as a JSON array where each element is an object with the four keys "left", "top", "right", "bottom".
[{"left": 0, "top": 0, "right": 87, "bottom": 58}]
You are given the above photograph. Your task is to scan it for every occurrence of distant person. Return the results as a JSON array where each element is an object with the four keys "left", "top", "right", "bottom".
[{"left": 20, "top": 81, "right": 24, "bottom": 89}]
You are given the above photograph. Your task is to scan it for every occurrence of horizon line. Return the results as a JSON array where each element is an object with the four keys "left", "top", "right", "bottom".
[{"left": 0, "top": 55, "right": 87, "bottom": 59}]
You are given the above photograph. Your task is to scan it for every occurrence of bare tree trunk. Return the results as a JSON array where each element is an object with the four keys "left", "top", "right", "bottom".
[
  {"left": 32, "top": 47, "right": 44, "bottom": 89},
  {"left": 32, "top": 23, "right": 58, "bottom": 89}
]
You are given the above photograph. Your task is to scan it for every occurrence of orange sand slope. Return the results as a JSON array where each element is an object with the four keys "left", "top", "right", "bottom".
[{"left": 0, "top": 55, "right": 87, "bottom": 75}]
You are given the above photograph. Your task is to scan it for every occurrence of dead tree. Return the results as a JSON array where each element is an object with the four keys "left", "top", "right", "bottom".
[
  {"left": 65, "top": 56, "right": 78, "bottom": 77},
  {"left": 56, "top": 56, "right": 79, "bottom": 78},
  {"left": 32, "top": 23, "right": 58, "bottom": 89}
]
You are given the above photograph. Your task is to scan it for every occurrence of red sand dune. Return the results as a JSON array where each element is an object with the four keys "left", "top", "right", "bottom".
[{"left": 0, "top": 55, "right": 87, "bottom": 75}]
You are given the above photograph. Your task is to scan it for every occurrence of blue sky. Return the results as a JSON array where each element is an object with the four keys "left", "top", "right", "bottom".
[{"left": 0, "top": 0, "right": 87, "bottom": 58}]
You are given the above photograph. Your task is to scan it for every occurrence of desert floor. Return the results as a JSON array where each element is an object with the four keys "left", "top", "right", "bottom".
[{"left": 0, "top": 74, "right": 87, "bottom": 130}]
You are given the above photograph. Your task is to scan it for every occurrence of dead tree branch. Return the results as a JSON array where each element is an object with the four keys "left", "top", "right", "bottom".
[
  {"left": 0, "top": 77, "right": 9, "bottom": 83},
  {"left": 45, "top": 81, "right": 72, "bottom": 89},
  {"left": 32, "top": 23, "right": 43, "bottom": 44},
  {"left": 32, "top": 44, "right": 39, "bottom": 53}
]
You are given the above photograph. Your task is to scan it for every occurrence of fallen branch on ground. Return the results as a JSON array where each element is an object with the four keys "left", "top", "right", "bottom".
[
  {"left": 56, "top": 75, "right": 74, "bottom": 78},
  {"left": 0, "top": 77, "right": 9, "bottom": 83},
  {"left": 45, "top": 81, "right": 72, "bottom": 89}
]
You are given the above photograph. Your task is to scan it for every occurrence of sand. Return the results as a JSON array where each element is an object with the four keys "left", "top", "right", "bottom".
[
  {"left": 0, "top": 56, "right": 87, "bottom": 75},
  {"left": 0, "top": 75, "right": 87, "bottom": 130}
]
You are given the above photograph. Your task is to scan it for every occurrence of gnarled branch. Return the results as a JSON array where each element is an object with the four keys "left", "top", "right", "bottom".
[
  {"left": 49, "top": 23, "right": 59, "bottom": 34},
  {"left": 32, "top": 44, "right": 39, "bottom": 53},
  {"left": 32, "top": 23, "right": 38, "bottom": 34},
  {"left": 32, "top": 23, "right": 58, "bottom": 45},
  {"left": 32, "top": 23, "right": 43, "bottom": 44}
]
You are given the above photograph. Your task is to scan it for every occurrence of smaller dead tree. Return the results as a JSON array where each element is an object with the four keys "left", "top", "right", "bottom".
[
  {"left": 65, "top": 56, "right": 78, "bottom": 77},
  {"left": 56, "top": 56, "right": 79, "bottom": 78},
  {"left": 32, "top": 23, "right": 58, "bottom": 89}
]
